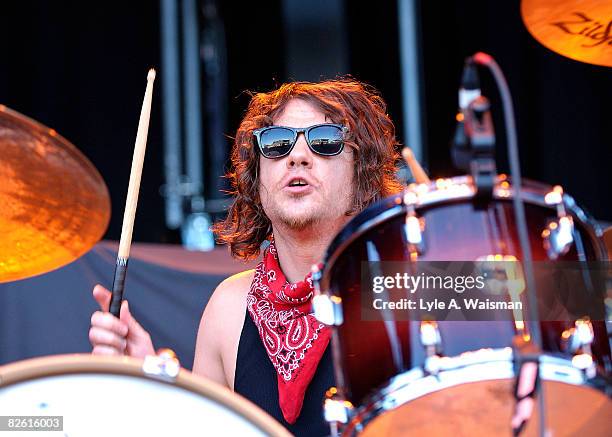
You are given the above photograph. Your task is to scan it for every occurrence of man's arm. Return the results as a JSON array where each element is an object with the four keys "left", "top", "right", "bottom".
[{"left": 192, "top": 270, "right": 254, "bottom": 390}]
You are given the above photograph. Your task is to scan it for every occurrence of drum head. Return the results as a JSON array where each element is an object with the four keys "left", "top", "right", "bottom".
[
  {"left": 360, "top": 379, "right": 611, "bottom": 437},
  {"left": 0, "top": 354, "right": 291, "bottom": 437}
]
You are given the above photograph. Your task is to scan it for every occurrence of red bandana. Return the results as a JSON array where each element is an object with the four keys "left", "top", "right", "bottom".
[{"left": 246, "top": 240, "right": 331, "bottom": 424}]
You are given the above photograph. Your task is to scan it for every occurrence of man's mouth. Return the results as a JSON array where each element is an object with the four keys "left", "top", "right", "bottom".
[{"left": 288, "top": 179, "right": 308, "bottom": 187}]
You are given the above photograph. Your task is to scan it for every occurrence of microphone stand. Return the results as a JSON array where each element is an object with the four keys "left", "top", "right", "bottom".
[{"left": 451, "top": 53, "right": 547, "bottom": 437}]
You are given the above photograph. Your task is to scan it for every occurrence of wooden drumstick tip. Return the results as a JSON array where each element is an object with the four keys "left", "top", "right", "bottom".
[
  {"left": 147, "top": 68, "right": 156, "bottom": 81},
  {"left": 401, "top": 147, "right": 413, "bottom": 162},
  {"left": 401, "top": 146, "right": 431, "bottom": 184}
]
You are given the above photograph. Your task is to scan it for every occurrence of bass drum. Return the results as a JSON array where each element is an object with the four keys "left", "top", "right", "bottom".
[
  {"left": 0, "top": 354, "right": 292, "bottom": 437},
  {"left": 313, "top": 175, "right": 611, "bottom": 436}
]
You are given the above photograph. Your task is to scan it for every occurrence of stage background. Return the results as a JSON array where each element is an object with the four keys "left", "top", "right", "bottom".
[
  {"left": 0, "top": 1, "right": 609, "bottom": 366},
  {"left": 0, "top": 0, "right": 609, "bottom": 246},
  {"left": 0, "top": 242, "right": 257, "bottom": 367}
]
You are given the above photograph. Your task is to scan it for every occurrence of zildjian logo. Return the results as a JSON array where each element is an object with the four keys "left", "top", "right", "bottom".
[{"left": 551, "top": 12, "right": 612, "bottom": 48}]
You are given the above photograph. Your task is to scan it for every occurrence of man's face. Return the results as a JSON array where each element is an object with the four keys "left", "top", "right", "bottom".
[{"left": 258, "top": 99, "right": 355, "bottom": 231}]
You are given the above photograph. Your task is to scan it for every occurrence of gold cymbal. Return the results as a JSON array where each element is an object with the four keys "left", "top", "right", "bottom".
[
  {"left": 0, "top": 105, "right": 110, "bottom": 283},
  {"left": 521, "top": 0, "right": 612, "bottom": 67}
]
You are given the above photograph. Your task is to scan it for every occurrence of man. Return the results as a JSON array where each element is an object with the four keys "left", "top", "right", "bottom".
[{"left": 89, "top": 79, "right": 402, "bottom": 436}]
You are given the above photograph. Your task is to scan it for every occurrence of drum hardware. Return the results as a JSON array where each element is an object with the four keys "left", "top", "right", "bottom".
[
  {"left": 323, "top": 387, "right": 353, "bottom": 435},
  {"left": 561, "top": 319, "right": 599, "bottom": 378},
  {"left": 451, "top": 58, "right": 497, "bottom": 199},
  {"left": 141, "top": 348, "right": 181, "bottom": 382},
  {"left": 312, "top": 264, "right": 344, "bottom": 326},
  {"left": 311, "top": 293, "right": 344, "bottom": 327},
  {"left": 419, "top": 321, "right": 442, "bottom": 358},
  {"left": 403, "top": 191, "right": 425, "bottom": 258},
  {"left": 465, "top": 96, "right": 497, "bottom": 199},
  {"left": 399, "top": 148, "right": 429, "bottom": 260},
  {"left": 542, "top": 185, "right": 597, "bottom": 295},
  {"left": 542, "top": 217, "right": 574, "bottom": 260},
  {"left": 562, "top": 318, "right": 595, "bottom": 354},
  {"left": 477, "top": 255, "right": 528, "bottom": 332},
  {"left": 512, "top": 335, "right": 541, "bottom": 381},
  {"left": 542, "top": 186, "right": 575, "bottom": 260},
  {"left": 476, "top": 254, "right": 522, "bottom": 289},
  {"left": 458, "top": 54, "right": 551, "bottom": 435},
  {"left": 511, "top": 334, "right": 541, "bottom": 435}
]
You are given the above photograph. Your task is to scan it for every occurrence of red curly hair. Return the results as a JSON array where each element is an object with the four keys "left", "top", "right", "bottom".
[{"left": 213, "top": 79, "right": 403, "bottom": 260}]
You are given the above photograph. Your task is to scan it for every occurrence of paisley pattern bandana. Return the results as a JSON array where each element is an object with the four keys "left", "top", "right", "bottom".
[{"left": 246, "top": 240, "right": 331, "bottom": 424}]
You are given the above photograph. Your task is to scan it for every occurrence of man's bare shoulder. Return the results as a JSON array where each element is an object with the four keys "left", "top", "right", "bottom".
[
  {"left": 194, "top": 268, "right": 256, "bottom": 386},
  {"left": 214, "top": 269, "right": 255, "bottom": 298},
  {"left": 204, "top": 269, "right": 255, "bottom": 318},
  {"left": 196, "top": 268, "right": 255, "bottom": 350}
]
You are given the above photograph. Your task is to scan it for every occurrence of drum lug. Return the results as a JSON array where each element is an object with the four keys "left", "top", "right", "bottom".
[
  {"left": 312, "top": 264, "right": 344, "bottom": 326},
  {"left": 323, "top": 387, "right": 352, "bottom": 426},
  {"left": 542, "top": 216, "right": 574, "bottom": 260},
  {"left": 561, "top": 318, "right": 594, "bottom": 352},
  {"left": 403, "top": 191, "right": 425, "bottom": 256},
  {"left": 142, "top": 348, "right": 180, "bottom": 382},
  {"left": 562, "top": 319, "right": 597, "bottom": 377},
  {"left": 312, "top": 294, "right": 344, "bottom": 326},
  {"left": 419, "top": 320, "right": 442, "bottom": 357},
  {"left": 543, "top": 186, "right": 574, "bottom": 260}
]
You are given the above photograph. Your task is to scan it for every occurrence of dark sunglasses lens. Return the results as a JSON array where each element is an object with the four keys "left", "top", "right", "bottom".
[
  {"left": 259, "top": 128, "right": 295, "bottom": 157},
  {"left": 308, "top": 125, "right": 344, "bottom": 155}
]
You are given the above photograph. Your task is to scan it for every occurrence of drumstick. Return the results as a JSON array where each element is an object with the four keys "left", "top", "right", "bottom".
[
  {"left": 402, "top": 146, "right": 431, "bottom": 184},
  {"left": 109, "top": 68, "right": 156, "bottom": 318}
]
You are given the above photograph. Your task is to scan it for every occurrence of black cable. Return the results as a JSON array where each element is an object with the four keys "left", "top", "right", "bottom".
[{"left": 472, "top": 52, "right": 546, "bottom": 437}]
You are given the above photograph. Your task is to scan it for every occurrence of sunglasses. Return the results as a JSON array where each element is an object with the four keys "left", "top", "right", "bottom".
[{"left": 253, "top": 123, "right": 348, "bottom": 159}]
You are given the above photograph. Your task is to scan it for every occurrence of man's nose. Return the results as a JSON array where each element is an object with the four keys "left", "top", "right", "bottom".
[{"left": 286, "top": 132, "right": 313, "bottom": 169}]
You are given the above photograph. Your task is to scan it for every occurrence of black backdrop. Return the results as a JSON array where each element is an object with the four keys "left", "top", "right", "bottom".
[{"left": 1, "top": 0, "right": 610, "bottom": 244}]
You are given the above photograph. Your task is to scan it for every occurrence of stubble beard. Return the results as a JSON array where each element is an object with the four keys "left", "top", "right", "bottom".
[
  {"left": 268, "top": 194, "right": 352, "bottom": 232},
  {"left": 261, "top": 184, "right": 353, "bottom": 233},
  {"left": 278, "top": 209, "right": 319, "bottom": 230},
  {"left": 270, "top": 197, "right": 322, "bottom": 231}
]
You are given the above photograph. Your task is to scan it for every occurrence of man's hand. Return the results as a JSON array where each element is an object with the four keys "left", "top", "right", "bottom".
[{"left": 89, "top": 284, "right": 155, "bottom": 358}]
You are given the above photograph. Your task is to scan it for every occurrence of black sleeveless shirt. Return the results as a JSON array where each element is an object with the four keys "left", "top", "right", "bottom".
[{"left": 234, "top": 310, "right": 335, "bottom": 437}]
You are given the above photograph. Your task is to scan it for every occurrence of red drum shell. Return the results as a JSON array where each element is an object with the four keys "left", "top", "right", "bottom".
[{"left": 317, "top": 177, "right": 609, "bottom": 406}]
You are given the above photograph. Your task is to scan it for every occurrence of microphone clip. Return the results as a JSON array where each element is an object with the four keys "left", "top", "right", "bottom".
[{"left": 452, "top": 95, "right": 497, "bottom": 199}]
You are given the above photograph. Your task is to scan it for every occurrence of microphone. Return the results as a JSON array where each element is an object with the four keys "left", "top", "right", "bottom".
[
  {"left": 451, "top": 56, "right": 480, "bottom": 171},
  {"left": 451, "top": 54, "right": 497, "bottom": 195},
  {"left": 459, "top": 57, "right": 480, "bottom": 112}
]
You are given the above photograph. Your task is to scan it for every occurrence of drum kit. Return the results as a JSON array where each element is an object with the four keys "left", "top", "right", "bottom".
[
  {"left": 310, "top": 1, "right": 612, "bottom": 435},
  {"left": 0, "top": 0, "right": 610, "bottom": 436},
  {"left": 311, "top": 174, "right": 610, "bottom": 436}
]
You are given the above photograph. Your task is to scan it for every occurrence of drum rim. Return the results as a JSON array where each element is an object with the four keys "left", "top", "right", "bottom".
[
  {"left": 317, "top": 175, "right": 607, "bottom": 293},
  {"left": 341, "top": 349, "right": 609, "bottom": 435},
  {"left": 0, "top": 353, "right": 292, "bottom": 437}
]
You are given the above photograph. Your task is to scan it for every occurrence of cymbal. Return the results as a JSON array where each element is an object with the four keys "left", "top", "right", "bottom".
[
  {"left": 521, "top": 0, "right": 612, "bottom": 67},
  {"left": 0, "top": 105, "right": 110, "bottom": 283}
]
